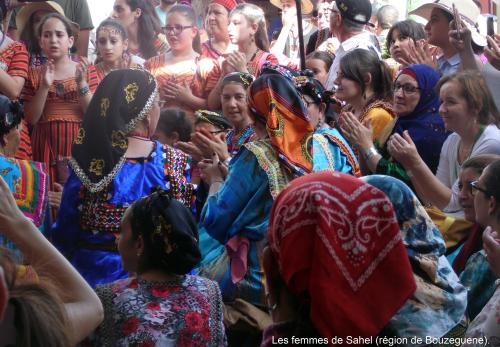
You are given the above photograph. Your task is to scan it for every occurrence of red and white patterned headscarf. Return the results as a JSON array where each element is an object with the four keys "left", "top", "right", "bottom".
[{"left": 268, "top": 171, "right": 416, "bottom": 339}]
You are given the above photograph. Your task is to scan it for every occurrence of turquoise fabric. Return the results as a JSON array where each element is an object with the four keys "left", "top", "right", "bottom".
[{"left": 312, "top": 127, "right": 359, "bottom": 175}]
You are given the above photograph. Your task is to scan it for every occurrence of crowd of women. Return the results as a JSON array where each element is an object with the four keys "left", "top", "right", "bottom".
[{"left": 0, "top": 0, "right": 500, "bottom": 345}]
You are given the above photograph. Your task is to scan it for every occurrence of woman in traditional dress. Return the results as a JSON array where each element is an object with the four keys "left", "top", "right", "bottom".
[
  {"left": 0, "top": 95, "right": 49, "bottom": 262},
  {"left": 195, "top": 64, "right": 313, "bottom": 309},
  {"left": 93, "top": 19, "right": 143, "bottom": 85},
  {"left": 145, "top": 4, "right": 220, "bottom": 118},
  {"left": 90, "top": 189, "right": 226, "bottom": 346},
  {"left": 50, "top": 69, "right": 194, "bottom": 287},
  {"left": 23, "top": 13, "right": 98, "bottom": 187}
]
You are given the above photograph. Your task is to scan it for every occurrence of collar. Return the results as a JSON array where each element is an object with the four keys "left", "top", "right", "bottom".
[
  {"left": 340, "top": 32, "right": 375, "bottom": 51},
  {"left": 438, "top": 53, "right": 460, "bottom": 67}
]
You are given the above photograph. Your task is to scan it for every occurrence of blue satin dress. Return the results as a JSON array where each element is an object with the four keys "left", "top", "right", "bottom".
[
  {"left": 313, "top": 127, "right": 359, "bottom": 175},
  {"left": 50, "top": 142, "right": 193, "bottom": 287}
]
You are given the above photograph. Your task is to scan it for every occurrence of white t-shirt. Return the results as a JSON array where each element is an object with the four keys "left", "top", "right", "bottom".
[
  {"left": 436, "top": 124, "right": 500, "bottom": 214},
  {"left": 324, "top": 31, "right": 380, "bottom": 90}
]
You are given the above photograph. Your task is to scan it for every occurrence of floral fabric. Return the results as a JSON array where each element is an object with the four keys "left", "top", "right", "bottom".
[{"left": 91, "top": 276, "right": 226, "bottom": 346}]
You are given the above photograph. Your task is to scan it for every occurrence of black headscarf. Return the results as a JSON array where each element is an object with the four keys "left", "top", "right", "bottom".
[
  {"left": 131, "top": 188, "right": 201, "bottom": 275},
  {"left": 194, "top": 110, "right": 233, "bottom": 130},
  {"left": 70, "top": 69, "right": 158, "bottom": 193},
  {"left": 221, "top": 72, "right": 255, "bottom": 90},
  {"left": 0, "top": 95, "right": 23, "bottom": 139}
]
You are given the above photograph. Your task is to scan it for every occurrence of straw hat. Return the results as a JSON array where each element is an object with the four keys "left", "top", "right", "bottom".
[
  {"left": 409, "top": 0, "right": 487, "bottom": 47},
  {"left": 270, "top": 0, "right": 314, "bottom": 16},
  {"left": 16, "top": 1, "right": 78, "bottom": 38}
]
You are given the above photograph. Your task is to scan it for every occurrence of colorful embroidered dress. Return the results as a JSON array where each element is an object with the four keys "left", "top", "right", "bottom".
[
  {"left": 313, "top": 127, "right": 359, "bottom": 175},
  {"left": 51, "top": 143, "right": 194, "bottom": 287},
  {"left": 246, "top": 50, "right": 278, "bottom": 77},
  {"left": 226, "top": 125, "right": 255, "bottom": 156},
  {"left": 145, "top": 55, "right": 220, "bottom": 118},
  {"left": 22, "top": 65, "right": 99, "bottom": 185},
  {"left": 0, "top": 40, "right": 30, "bottom": 160},
  {"left": 0, "top": 156, "right": 49, "bottom": 261},
  {"left": 90, "top": 276, "right": 226, "bottom": 346},
  {"left": 129, "top": 33, "right": 169, "bottom": 60}
]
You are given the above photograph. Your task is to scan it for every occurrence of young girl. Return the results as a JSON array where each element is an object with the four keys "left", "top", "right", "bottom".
[
  {"left": 145, "top": 4, "right": 220, "bottom": 118},
  {"left": 23, "top": 13, "right": 98, "bottom": 186},
  {"left": 306, "top": 50, "right": 333, "bottom": 86},
  {"left": 207, "top": 3, "right": 278, "bottom": 109},
  {"left": 93, "top": 19, "right": 142, "bottom": 84},
  {"left": 111, "top": 0, "right": 168, "bottom": 61},
  {"left": 334, "top": 49, "right": 395, "bottom": 144}
]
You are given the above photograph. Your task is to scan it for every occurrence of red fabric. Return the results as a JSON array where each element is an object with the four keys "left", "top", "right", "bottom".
[
  {"left": 210, "top": 0, "right": 239, "bottom": 11},
  {"left": 268, "top": 172, "right": 416, "bottom": 342},
  {"left": 399, "top": 68, "right": 417, "bottom": 81}
]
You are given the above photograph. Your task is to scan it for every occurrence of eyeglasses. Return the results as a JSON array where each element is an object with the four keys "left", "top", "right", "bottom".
[
  {"left": 393, "top": 83, "right": 420, "bottom": 95},
  {"left": 163, "top": 25, "right": 193, "bottom": 35},
  {"left": 470, "top": 180, "right": 491, "bottom": 197}
]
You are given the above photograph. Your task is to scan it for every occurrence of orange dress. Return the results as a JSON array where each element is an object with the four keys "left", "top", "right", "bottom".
[
  {"left": 246, "top": 50, "right": 279, "bottom": 77},
  {"left": 22, "top": 65, "right": 98, "bottom": 185},
  {"left": 0, "top": 41, "right": 30, "bottom": 160},
  {"left": 145, "top": 54, "right": 221, "bottom": 118}
]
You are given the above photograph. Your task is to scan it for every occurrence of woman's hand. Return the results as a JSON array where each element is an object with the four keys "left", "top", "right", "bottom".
[
  {"left": 224, "top": 52, "right": 249, "bottom": 73},
  {"left": 483, "top": 226, "right": 500, "bottom": 278},
  {"left": 401, "top": 40, "right": 438, "bottom": 71},
  {"left": 449, "top": 17, "right": 473, "bottom": 53},
  {"left": 162, "top": 81, "right": 193, "bottom": 105},
  {"left": 175, "top": 141, "right": 205, "bottom": 163},
  {"left": 198, "top": 153, "right": 227, "bottom": 185},
  {"left": 48, "top": 183, "right": 63, "bottom": 209},
  {"left": 191, "top": 129, "right": 230, "bottom": 162},
  {"left": 75, "top": 58, "right": 89, "bottom": 87},
  {"left": 42, "top": 60, "right": 55, "bottom": 88},
  {"left": 485, "top": 35, "right": 500, "bottom": 71},
  {"left": 338, "top": 111, "right": 373, "bottom": 151},
  {"left": 387, "top": 131, "right": 421, "bottom": 169}
]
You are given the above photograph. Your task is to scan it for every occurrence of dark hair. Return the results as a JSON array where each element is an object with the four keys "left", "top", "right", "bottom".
[
  {"left": 386, "top": 19, "right": 426, "bottom": 54},
  {"left": 437, "top": 71, "right": 500, "bottom": 126},
  {"left": 37, "top": 13, "right": 76, "bottom": 38},
  {"left": 0, "top": 97, "right": 23, "bottom": 147},
  {"left": 306, "top": 51, "right": 334, "bottom": 71},
  {"left": 484, "top": 160, "right": 500, "bottom": 218},
  {"left": 125, "top": 0, "right": 163, "bottom": 59},
  {"left": 168, "top": 4, "right": 201, "bottom": 54},
  {"left": 156, "top": 109, "right": 192, "bottom": 142},
  {"left": 97, "top": 19, "right": 128, "bottom": 41},
  {"left": 130, "top": 190, "right": 201, "bottom": 275},
  {"left": 230, "top": 4, "right": 270, "bottom": 51},
  {"left": 0, "top": 250, "right": 71, "bottom": 347},
  {"left": 339, "top": 48, "right": 393, "bottom": 102}
]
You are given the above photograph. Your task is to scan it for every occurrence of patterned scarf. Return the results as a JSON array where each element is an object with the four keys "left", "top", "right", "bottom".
[
  {"left": 70, "top": 69, "right": 158, "bottom": 193},
  {"left": 268, "top": 171, "right": 416, "bottom": 339}
]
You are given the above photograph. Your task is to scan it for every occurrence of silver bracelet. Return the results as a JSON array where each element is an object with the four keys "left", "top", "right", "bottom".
[
  {"left": 78, "top": 85, "right": 90, "bottom": 97},
  {"left": 363, "top": 146, "right": 379, "bottom": 160}
]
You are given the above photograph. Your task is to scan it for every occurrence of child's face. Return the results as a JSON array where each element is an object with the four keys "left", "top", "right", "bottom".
[{"left": 306, "top": 58, "right": 329, "bottom": 86}]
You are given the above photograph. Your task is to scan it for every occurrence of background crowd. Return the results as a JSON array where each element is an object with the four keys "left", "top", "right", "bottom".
[{"left": 1, "top": 0, "right": 500, "bottom": 346}]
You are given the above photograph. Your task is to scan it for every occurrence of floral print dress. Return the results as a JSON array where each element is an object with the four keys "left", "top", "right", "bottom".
[{"left": 91, "top": 276, "right": 226, "bottom": 346}]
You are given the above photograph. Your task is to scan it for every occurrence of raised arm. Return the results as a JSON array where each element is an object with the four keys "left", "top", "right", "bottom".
[{"left": 0, "top": 176, "right": 103, "bottom": 345}]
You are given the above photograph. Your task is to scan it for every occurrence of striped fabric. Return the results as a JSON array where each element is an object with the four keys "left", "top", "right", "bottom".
[
  {"left": 22, "top": 64, "right": 98, "bottom": 185},
  {"left": 0, "top": 41, "right": 31, "bottom": 160},
  {"left": 145, "top": 55, "right": 221, "bottom": 118}
]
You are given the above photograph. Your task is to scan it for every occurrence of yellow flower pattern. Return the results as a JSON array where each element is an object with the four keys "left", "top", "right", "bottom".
[
  {"left": 111, "top": 130, "right": 128, "bottom": 150},
  {"left": 100, "top": 98, "right": 110, "bottom": 117},
  {"left": 124, "top": 83, "right": 139, "bottom": 103},
  {"left": 75, "top": 128, "right": 85, "bottom": 144},
  {"left": 89, "top": 159, "right": 105, "bottom": 176}
]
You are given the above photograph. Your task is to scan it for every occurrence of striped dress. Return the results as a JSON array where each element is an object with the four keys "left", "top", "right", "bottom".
[
  {"left": 22, "top": 65, "right": 98, "bottom": 186},
  {"left": 145, "top": 54, "right": 221, "bottom": 119},
  {"left": 0, "top": 41, "right": 30, "bottom": 160}
]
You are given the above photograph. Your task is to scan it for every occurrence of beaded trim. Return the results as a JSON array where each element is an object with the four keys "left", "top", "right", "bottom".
[
  {"left": 323, "top": 132, "right": 361, "bottom": 176},
  {"left": 313, "top": 134, "right": 335, "bottom": 171},
  {"left": 244, "top": 140, "right": 293, "bottom": 199},
  {"left": 70, "top": 84, "right": 159, "bottom": 193}
]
